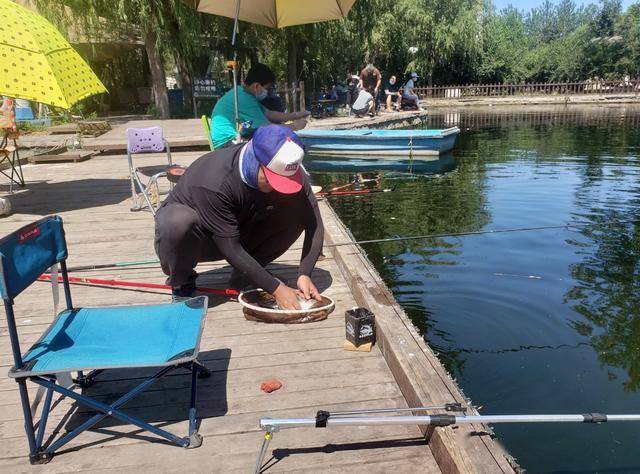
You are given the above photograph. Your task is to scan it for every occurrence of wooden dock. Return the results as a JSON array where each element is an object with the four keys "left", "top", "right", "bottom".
[
  {"left": 0, "top": 151, "right": 514, "bottom": 472},
  {"left": 80, "top": 111, "right": 428, "bottom": 153}
]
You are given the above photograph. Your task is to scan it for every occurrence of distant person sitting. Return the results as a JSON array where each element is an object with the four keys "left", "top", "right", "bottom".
[
  {"left": 351, "top": 88, "right": 374, "bottom": 117},
  {"left": 384, "top": 75, "right": 401, "bottom": 112},
  {"left": 402, "top": 72, "right": 420, "bottom": 110},
  {"left": 211, "top": 63, "right": 309, "bottom": 148}
]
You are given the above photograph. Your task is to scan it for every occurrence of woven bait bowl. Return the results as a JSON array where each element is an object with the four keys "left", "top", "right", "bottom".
[
  {"left": 238, "top": 289, "right": 335, "bottom": 324},
  {"left": 166, "top": 165, "right": 187, "bottom": 183}
]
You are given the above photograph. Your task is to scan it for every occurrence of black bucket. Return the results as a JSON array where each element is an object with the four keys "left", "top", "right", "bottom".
[{"left": 345, "top": 307, "right": 376, "bottom": 346}]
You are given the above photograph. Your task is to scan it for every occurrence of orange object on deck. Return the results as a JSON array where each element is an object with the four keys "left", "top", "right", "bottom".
[{"left": 260, "top": 379, "right": 283, "bottom": 393}]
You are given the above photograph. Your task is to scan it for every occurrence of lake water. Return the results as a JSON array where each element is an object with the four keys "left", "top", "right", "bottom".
[{"left": 310, "top": 105, "right": 640, "bottom": 473}]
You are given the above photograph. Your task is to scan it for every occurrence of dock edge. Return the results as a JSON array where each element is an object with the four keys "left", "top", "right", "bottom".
[{"left": 319, "top": 201, "right": 521, "bottom": 474}]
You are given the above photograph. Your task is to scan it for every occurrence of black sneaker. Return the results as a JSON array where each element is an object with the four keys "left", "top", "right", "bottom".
[{"left": 171, "top": 283, "right": 196, "bottom": 302}]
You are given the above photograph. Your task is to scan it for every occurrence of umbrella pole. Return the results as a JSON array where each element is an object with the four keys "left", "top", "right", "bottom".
[{"left": 232, "top": 0, "right": 241, "bottom": 142}]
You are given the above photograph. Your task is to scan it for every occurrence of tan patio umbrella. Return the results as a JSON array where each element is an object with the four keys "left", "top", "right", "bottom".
[
  {"left": 187, "top": 0, "right": 357, "bottom": 28},
  {"left": 186, "top": 0, "right": 357, "bottom": 140}
]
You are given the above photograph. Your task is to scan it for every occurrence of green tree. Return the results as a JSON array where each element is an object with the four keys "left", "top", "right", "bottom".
[
  {"left": 400, "top": 0, "right": 483, "bottom": 85},
  {"left": 478, "top": 6, "right": 528, "bottom": 83},
  {"left": 615, "top": 3, "right": 640, "bottom": 77}
]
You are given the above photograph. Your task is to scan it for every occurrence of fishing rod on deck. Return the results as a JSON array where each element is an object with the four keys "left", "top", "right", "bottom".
[
  {"left": 37, "top": 274, "right": 239, "bottom": 298},
  {"left": 254, "top": 407, "right": 640, "bottom": 474}
]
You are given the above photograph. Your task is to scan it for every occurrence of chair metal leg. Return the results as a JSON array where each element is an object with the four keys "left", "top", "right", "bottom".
[
  {"left": 0, "top": 151, "right": 24, "bottom": 193},
  {"left": 32, "top": 366, "right": 191, "bottom": 455},
  {"left": 165, "top": 142, "right": 174, "bottom": 191},
  {"left": 12, "top": 145, "right": 24, "bottom": 188},
  {"left": 16, "top": 379, "right": 44, "bottom": 464},
  {"left": 127, "top": 152, "right": 140, "bottom": 211},
  {"left": 149, "top": 174, "right": 165, "bottom": 211},
  {"left": 186, "top": 363, "right": 202, "bottom": 448},
  {"left": 35, "top": 386, "right": 54, "bottom": 450},
  {"left": 132, "top": 170, "right": 157, "bottom": 215}
]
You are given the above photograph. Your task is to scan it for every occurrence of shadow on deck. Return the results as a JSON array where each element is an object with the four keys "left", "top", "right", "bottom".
[{"left": 52, "top": 348, "right": 231, "bottom": 455}]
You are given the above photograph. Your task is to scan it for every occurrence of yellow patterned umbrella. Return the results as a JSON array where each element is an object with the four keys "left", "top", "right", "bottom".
[{"left": 0, "top": 0, "right": 106, "bottom": 109}]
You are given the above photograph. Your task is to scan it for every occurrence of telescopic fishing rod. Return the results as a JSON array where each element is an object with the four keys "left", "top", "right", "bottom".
[
  {"left": 254, "top": 407, "right": 640, "bottom": 474},
  {"left": 65, "top": 258, "right": 160, "bottom": 273},
  {"left": 37, "top": 274, "right": 239, "bottom": 298}
]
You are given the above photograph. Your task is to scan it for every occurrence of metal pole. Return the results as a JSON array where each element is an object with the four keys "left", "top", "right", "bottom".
[
  {"left": 231, "top": 0, "right": 240, "bottom": 47},
  {"left": 254, "top": 430, "right": 274, "bottom": 474},
  {"left": 232, "top": 0, "right": 241, "bottom": 142},
  {"left": 260, "top": 413, "right": 640, "bottom": 431}
]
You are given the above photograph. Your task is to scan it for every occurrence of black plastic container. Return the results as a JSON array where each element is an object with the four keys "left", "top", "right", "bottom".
[{"left": 345, "top": 307, "right": 376, "bottom": 346}]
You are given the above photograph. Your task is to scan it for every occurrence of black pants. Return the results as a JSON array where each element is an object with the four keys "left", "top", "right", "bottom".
[{"left": 154, "top": 202, "right": 304, "bottom": 287}]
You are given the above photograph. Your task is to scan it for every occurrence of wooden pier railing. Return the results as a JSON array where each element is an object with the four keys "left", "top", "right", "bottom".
[
  {"left": 429, "top": 106, "right": 640, "bottom": 130},
  {"left": 415, "top": 79, "right": 640, "bottom": 100},
  {"left": 280, "top": 81, "right": 305, "bottom": 113}
]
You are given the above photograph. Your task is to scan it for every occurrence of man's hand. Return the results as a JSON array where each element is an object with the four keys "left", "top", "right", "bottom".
[
  {"left": 291, "top": 118, "right": 307, "bottom": 130},
  {"left": 297, "top": 275, "right": 322, "bottom": 302},
  {"left": 296, "top": 110, "right": 311, "bottom": 119},
  {"left": 273, "top": 283, "right": 301, "bottom": 310}
]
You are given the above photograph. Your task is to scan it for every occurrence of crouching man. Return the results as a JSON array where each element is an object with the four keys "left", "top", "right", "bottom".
[{"left": 154, "top": 125, "right": 323, "bottom": 310}]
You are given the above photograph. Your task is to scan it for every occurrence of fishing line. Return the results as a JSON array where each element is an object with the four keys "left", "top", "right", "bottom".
[
  {"left": 62, "top": 218, "right": 639, "bottom": 273},
  {"left": 326, "top": 220, "right": 628, "bottom": 248}
]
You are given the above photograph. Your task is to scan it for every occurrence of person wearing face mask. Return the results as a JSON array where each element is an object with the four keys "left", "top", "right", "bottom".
[
  {"left": 155, "top": 125, "right": 324, "bottom": 309},
  {"left": 211, "top": 63, "right": 310, "bottom": 149},
  {"left": 384, "top": 75, "right": 401, "bottom": 112}
]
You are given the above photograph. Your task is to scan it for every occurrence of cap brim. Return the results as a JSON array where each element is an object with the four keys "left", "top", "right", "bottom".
[{"left": 262, "top": 166, "right": 303, "bottom": 194}]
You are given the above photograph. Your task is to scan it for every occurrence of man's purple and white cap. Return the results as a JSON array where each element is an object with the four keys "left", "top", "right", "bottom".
[{"left": 242, "top": 125, "right": 305, "bottom": 194}]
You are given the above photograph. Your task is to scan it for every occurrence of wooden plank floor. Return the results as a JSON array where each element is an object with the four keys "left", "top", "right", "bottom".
[{"left": 0, "top": 152, "right": 439, "bottom": 472}]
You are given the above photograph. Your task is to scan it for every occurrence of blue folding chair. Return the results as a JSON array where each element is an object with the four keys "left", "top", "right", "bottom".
[{"left": 0, "top": 216, "right": 210, "bottom": 464}]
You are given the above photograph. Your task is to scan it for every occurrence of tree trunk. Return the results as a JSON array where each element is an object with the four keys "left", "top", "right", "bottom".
[
  {"left": 143, "top": 28, "right": 170, "bottom": 119},
  {"left": 175, "top": 54, "right": 192, "bottom": 115},
  {"left": 428, "top": 56, "right": 435, "bottom": 88},
  {"left": 159, "top": 0, "right": 191, "bottom": 116}
]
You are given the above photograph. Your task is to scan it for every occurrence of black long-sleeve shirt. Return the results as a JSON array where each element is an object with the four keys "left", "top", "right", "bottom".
[{"left": 165, "top": 144, "right": 323, "bottom": 293}]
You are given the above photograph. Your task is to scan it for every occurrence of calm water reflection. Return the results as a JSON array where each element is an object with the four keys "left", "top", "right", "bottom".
[{"left": 311, "top": 105, "right": 640, "bottom": 473}]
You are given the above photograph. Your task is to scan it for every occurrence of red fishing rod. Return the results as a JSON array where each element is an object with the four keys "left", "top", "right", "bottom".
[{"left": 38, "top": 274, "right": 240, "bottom": 298}]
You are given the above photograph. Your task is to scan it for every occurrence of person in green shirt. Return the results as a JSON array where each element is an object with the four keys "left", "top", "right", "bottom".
[{"left": 211, "top": 63, "right": 309, "bottom": 149}]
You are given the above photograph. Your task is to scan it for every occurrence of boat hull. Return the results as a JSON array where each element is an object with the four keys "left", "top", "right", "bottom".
[
  {"left": 303, "top": 152, "right": 456, "bottom": 174},
  {"left": 298, "top": 127, "right": 460, "bottom": 158}
]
